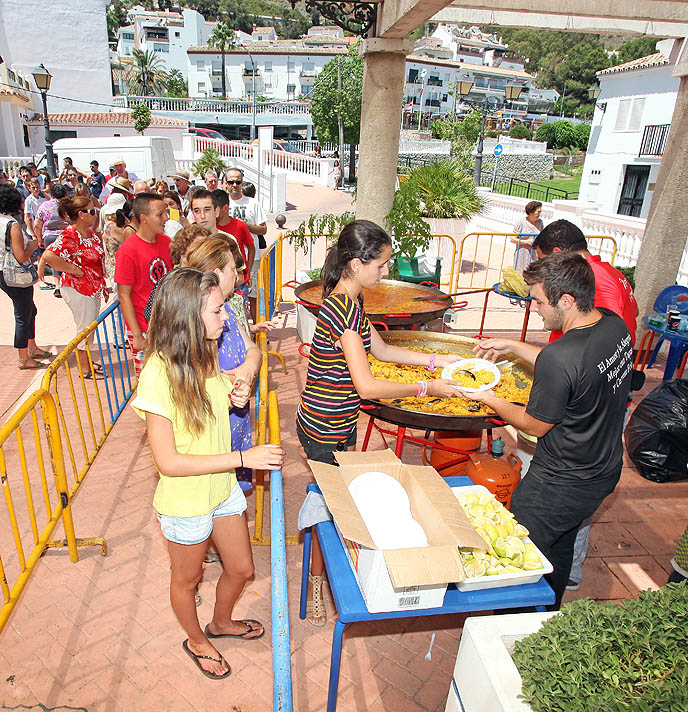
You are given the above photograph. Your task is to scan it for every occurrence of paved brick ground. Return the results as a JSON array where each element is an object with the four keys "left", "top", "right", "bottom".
[{"left": 2, "top": 182, "right": 687, "bottom": 711}]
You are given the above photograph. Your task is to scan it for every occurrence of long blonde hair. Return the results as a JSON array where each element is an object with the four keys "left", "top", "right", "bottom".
[{"left": 146, "top": 268, "right": 223, "bottom": 436}]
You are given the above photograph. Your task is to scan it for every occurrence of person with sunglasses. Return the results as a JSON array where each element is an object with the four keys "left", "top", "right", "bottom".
[{"left": 39, "top": 196, "right": 109, "bottom": 375}]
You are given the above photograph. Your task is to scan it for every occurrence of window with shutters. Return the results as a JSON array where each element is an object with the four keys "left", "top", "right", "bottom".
[{"left": 615, "top": 97, "right": 645, "bottom": 132}]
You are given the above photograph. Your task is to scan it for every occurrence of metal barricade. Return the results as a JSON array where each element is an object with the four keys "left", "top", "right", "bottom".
[
  {"left": 0, "top": 390, "right": 79, "bottom": 632},
  {"left": 454, "top": 232, "right": 522, "bottom": 292},
  {"left": 268, "top": 390, "right": 293, "bottom": 712},
  {"left": 41, "top": 300, "right": 135, "bottom": 498},
  {"left": 585, "top": 235, "right": 618, "bottom": 265}
]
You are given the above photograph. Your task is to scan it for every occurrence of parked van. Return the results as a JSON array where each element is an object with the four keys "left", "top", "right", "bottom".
[{"left": 51, "top": 136, "right": 177, "bottom": 182}]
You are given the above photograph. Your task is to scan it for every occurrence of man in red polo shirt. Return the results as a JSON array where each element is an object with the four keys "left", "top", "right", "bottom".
[
  {"left": 533, "top": 220, "right": 637, "bottom": 345},
  {"left": 532, "top": 218, "right": 639, "bottom": 592}
]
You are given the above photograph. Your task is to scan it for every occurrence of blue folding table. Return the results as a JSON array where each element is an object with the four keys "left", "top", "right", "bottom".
[{"left": 299, "top": 476, "right": 555, "bottom": 712}]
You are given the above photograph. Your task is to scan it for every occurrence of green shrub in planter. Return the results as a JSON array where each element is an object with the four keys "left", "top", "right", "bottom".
[
  {"left": 513, "top": 584, "right": 688, "bottom": 712},
  {"left": 618, "top": 266, "right": 635, "bottom": 290},
  {"left": 509, "top": 124, "right": 533, "bottom": 140}
]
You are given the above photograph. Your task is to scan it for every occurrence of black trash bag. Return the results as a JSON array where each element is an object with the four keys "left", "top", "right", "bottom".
[{"left": 624, "top": 379, "right": 688, "bottom": 483}]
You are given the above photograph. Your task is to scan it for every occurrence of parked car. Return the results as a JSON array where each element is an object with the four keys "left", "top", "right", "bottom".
[
  {"left": 249, "top": 139, "right": 305, "bottom": 154},
  {"left": 189, "top": 127, "right": 229, "bottom": 142}
]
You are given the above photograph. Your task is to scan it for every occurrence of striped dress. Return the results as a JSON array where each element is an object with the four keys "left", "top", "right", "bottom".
[{"left": 297, "top": 293, "right": 372, "bottom": 445}]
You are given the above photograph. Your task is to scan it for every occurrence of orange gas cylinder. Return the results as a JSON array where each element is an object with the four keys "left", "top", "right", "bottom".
[
  {"left": 464, "top": 437, "right": 522, "bottom": 509},
  {"left": 429, "top": 430, "right": 483, "bottom": 476}
]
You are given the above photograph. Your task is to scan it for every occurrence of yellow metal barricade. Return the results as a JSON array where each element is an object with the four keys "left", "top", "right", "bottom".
[
  {"left": 454, "top": 232, "right": 527, "bottom": 292},
  {"left": 585, "top": 235, "right": 618, "bottom": 265},
  {"left": 0, "top": 389, "right": 85, "bottom": 633}
]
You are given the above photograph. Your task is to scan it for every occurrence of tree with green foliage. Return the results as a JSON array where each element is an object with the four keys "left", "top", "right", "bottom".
[
  {"left": 535, "top": 122, "right": 556, "bottom": 148},
  {"left": 509, "top": 124, "right": 533, "bottom": 140},
  {"left": 573, "top": 123, "right": 591, "bottom": 151},
  {"left": 165, "top": 69, "right": 188, "bottom": 98},
  {"left": 553, "top": 121, "right": 577, "bottom": 149},
  {"left": 132, "top": 103, "right": 152, "bottom": 135},
  {"left": 127, "top": 50, "right": 169, "bottom": 96},
  {"left": 616, "top": 36, "right": 663, "bottom": 63},
  {"left": 192, "top": 147, "right": 228, "bottom": 178},
  {"left": 208, "top": 22, "right": 235, "bottom": 100},
  {"left": 107, "top": 0, "right": 129, "bottom": 42},
  {"left": 310, "top": 44, "right": 363, "bottom": 182}
]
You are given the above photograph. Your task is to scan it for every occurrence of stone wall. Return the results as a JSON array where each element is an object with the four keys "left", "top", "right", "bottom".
[{"left": 481, "top": 152, "right": 553, "bottom": 181}]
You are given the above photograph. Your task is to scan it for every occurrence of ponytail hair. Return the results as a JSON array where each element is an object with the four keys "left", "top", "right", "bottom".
[
  {"left": 115, "top": 199, "right": 134, "bottom": 228},
  {"left": 58, "top": 196, "right": 93, "bottom": 221},
  {"left": 321, "top": 220, "right": 392, "bottom": 298}
]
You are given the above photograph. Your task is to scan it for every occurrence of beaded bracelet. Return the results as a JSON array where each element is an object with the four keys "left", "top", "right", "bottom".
[
  {"left": 428, "top": 354, "right": 436, "bottom": 372},
  {"left": 417, "top": 380, "right": 428, "bottom": 398}
]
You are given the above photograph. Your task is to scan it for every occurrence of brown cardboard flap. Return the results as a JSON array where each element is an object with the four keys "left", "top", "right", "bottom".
[
  {"left": 307, "top": 458, "right": 377, "bottom": 549},
  {"left": 331, "top": 449, "right": 403, "bottom": 484},
  {"left": 384, "top": 545, "right": 465, "bottom": 587},
  {"left": 402, "top": 465, "right": 488, "bottom": 551}
]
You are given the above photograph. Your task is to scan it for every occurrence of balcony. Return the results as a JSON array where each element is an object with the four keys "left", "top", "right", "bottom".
[
  {"left": 212, "top": 69, "right": 223, "bottom": 76},
  {"left": 243, "top": 69, "right": 260, "bottom": 77},
  {"left": 638, "top": 123, "right": 670, "bottom": 157},
  {"left": 427, "top": 78, "right": 442, "bottom": 87},
  {"left": 300, "top": 69, "right": 316, "bottom": 77},
  {"left": 407, "top": 76, "right": 422, "bottom": 84}
]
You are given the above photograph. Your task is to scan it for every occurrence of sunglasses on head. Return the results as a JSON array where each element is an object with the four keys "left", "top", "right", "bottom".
[{"left": 226, "top": 179, "right": 243, "bottom": 185}]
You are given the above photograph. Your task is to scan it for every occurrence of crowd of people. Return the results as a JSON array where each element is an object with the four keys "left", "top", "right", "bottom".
[{"left": 2, "top": 154, "right": 679, "bottom": 680}]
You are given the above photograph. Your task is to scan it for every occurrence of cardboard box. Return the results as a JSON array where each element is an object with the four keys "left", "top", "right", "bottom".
[{"left": 308, "top": 450, "right": 487, "bottom": 613}]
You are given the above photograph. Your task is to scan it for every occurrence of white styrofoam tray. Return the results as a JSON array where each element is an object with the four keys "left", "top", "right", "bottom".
[{"left": 451, "top": 484, "right": 553, "bottom": 591}]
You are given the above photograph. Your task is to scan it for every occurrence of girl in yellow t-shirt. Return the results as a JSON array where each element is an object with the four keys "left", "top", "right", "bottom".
[{"left": 132, "top": 268, "right": 283, "bottom": 680}]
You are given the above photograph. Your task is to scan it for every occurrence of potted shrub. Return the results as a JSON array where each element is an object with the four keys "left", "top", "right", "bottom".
[
  {"left": 452, "top": 584, "right": 688, "bottom": 712},
  {"left": 385, "top": 158, "right": 485, "bottom": 283}
]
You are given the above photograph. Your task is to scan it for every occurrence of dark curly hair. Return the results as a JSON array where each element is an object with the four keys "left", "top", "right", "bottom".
[{"left": 0, "top": 184, "right": 24, "bottom": 215}]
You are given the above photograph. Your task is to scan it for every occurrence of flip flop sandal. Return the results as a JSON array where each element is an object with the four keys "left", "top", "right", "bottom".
[
  {"left": 18, "top": 360, "right": 48, "bottom": 370},
  {"left": 204, "top": 620, "right": 264, "bottom": 640},
  {"left": 306, "top": 574, "right": 327, "bottom": 627},
  {"left": 29, "top": 350, "right": 52, "bottom": 360},
  {"left": 182, "top": 639, "right": 231, "bottom": 680}
]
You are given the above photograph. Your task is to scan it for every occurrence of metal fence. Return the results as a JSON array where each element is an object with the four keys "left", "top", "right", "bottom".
[
  {"left": 479, "top": 171, "right": 579, "bottom": 201},
  {"left": 0, "top": 301, "right": 135, "bottom": 633}
]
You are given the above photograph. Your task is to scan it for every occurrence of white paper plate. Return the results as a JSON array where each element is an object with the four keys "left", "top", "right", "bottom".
[
  {"left": 441, "top": 358, "right": 501, "bottom": 392},
  {"left": 451, "top": 485, "right": 553, "bottom": 591}
]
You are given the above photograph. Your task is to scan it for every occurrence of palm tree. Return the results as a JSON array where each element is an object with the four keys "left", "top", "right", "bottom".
[
  {"left": 127, "top": 49, "right": 168, "bottom": 96},
  {"left": 208, "top": 21, "right": 235, "bottom": 100}
]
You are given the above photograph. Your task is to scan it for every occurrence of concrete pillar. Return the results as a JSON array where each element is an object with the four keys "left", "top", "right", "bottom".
[
  {"left": 633, "top": 64, "right": 688, "bottom": 341},
  {"left": 355, "top": 38, "right": 414, "bottom": 229}
]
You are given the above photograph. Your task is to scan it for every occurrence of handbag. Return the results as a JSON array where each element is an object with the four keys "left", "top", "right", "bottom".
[{"left": 2, "top": 219, "right": 39, "bottom": 288}]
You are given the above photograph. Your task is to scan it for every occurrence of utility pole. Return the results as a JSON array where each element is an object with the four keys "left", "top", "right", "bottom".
[{"left": 337, "top": 56, "right": 344, "bottom": 185}]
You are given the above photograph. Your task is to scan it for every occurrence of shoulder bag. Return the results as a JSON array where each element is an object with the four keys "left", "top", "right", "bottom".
[{"left": 2, "top": 219, "right": 38, "bottom": 288}]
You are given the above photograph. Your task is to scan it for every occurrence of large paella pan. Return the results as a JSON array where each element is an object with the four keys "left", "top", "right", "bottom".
[
  {"left": 362, "top": 331, "right": 534, "bottom": 431},
  {"left": 294, "top": 279, "right": 452, "bottom": 328}
]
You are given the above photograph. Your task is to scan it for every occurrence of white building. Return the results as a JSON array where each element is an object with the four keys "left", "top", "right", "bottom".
[
  {"left": 579, "top": 39, "right": 680, "bottom": 219},
  {"left": 187, "top": 42, "right": 348, "bottom": 101},
  {"left": 116, "top": 6, "right": 210, "bottom": 80},
  {"left": 404, "top": 56, "right": 533, "bottom": 118},
  {"left": 0, "top": 0, "right": 112, "bottom": 115},
  {"left": 0, "top": 63, "right": 36, "bottom": 157}
]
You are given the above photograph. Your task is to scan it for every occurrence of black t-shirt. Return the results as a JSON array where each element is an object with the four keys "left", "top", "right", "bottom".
[{"left": 526, "top": 309, "right": 633, "bottom": 488}]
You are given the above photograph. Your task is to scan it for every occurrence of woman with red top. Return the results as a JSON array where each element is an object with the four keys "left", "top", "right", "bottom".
[{"left": 39, "top": 196, "right": 109, "bottom": 375}]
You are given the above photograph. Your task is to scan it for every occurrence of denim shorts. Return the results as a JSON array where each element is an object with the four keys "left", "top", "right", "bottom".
[{"left": 157, "top": 483, "right": 247, "bottom": 545}]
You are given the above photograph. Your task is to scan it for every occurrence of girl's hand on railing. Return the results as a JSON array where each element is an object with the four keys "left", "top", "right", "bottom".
[
  {"left": 242, "top": 444, "right": 284, "bottom": 471},
  {"left": 249, "top": 318, "right": 279, "bottom": 334},
  {"left": 227, "top": 377, "right": 250, "bottom": 409}
]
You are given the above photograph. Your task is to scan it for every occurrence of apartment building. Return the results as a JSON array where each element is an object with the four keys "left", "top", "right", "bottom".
[{"left": 116, "top": 6, "right": 210, "bottom": 79}]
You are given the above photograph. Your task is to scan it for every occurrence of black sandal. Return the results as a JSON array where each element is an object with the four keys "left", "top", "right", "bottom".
[{"left": 182, "top": 639, "right": 231, "bottom": 680}]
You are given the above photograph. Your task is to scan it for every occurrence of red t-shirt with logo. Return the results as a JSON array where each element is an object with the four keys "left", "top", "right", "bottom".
[
  {"left": 48, "top": 226, "right": 106, "bottom": 298},
  {"left": 114, "top": 232, "right": 172, "bottom": 331},
  {"left": 549, "top": 254, "right": 637, "bottom": 345},
  {"left": 217, "top": 218, "right": 253, "bottom": 285}
]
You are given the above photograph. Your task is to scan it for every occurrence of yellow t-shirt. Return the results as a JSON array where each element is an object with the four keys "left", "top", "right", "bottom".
[{"left": 131, "top": 353, "right": 237, "bottom": 517}]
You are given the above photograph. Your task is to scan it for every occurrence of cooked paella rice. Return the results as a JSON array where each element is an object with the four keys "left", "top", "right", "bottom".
[
  {"left": 368, "top": 349, "right": 531, "bottom": 416},
  {"left": 450, "top": 368, "right": 496, "bottom": 388}
]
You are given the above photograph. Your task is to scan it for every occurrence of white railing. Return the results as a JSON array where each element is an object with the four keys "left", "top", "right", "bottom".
[
  {"left": 262, "top": 149, "right": 325, "bottom": 180},
  {"left": 0, "top": 157, "right": 34, "bottom": 176},
  {"left": 113, "top": 95, "right": 310, "bottom": 115},
  {"left": 195, "top": 136, "right": 254, "bottom": 162},
  {"left": 580, "top": 211, "right": 646, "bottom": 267},
  {"left": 482, "top": 136, "right": 548, "bottom": 155}
]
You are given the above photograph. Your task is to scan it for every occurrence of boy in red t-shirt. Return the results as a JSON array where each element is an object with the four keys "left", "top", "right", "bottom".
[
  {"left": 114, "top": 193, "right": 172, "bottom": 376},
  {"left": 212, "top": 189, "right": 254, "bottom": 294}
]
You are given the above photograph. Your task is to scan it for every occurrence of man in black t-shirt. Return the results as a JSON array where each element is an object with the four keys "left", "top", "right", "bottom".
[{"left": 460, "top": 253, "right": 633, "bottom": 609}]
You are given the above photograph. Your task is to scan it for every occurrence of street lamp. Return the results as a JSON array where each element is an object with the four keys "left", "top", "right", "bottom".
[
  {"left": 242, "top": 48, "right": 258, "bottom": 141},
  {"left": 456, "top": 79, "right": 488, "bottom": 185},
  {"left": 32, "top": 63, "right": 56, "bottom": 178},
  {"left": 588, "top": 85, "right": 601, "bottom": 100},
  {"left": 418, "top": 69, "right": 427, "bottom": 130}
]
